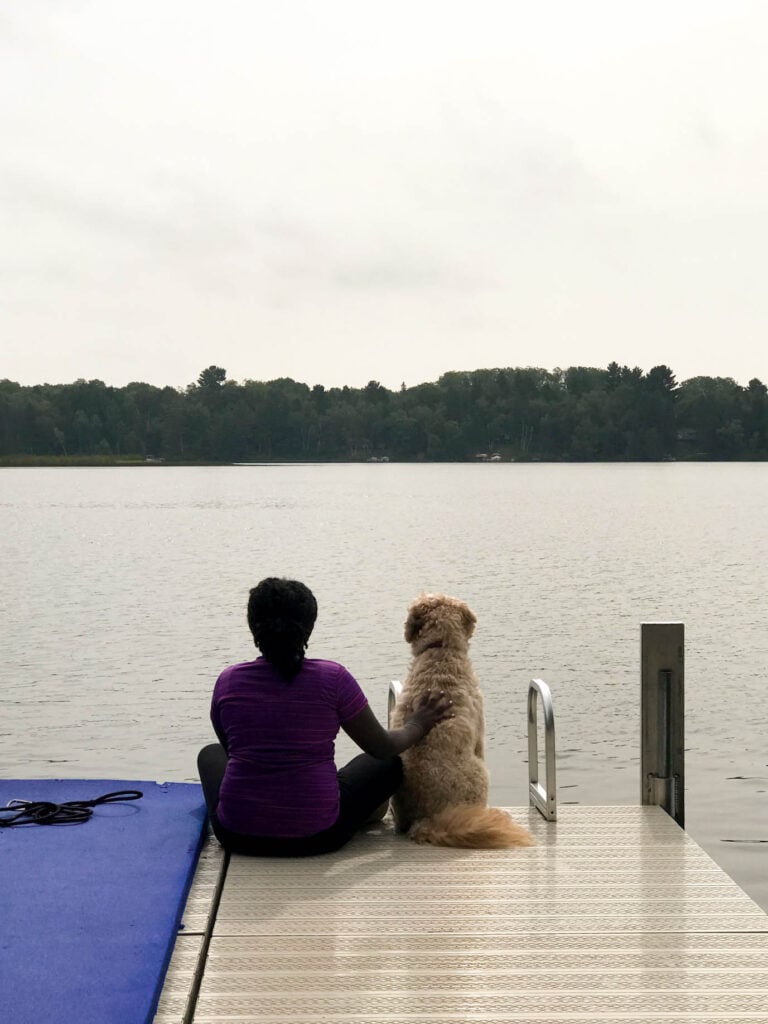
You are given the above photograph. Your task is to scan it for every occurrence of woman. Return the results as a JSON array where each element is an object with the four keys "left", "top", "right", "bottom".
[{"left": 197, "top": 577, "right": 453, "bottom": 856}]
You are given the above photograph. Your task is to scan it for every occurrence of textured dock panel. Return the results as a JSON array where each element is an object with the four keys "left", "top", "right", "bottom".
[
  {"left": 153, "top": 833, "right": 225, "bottom": 1024},
  {"left": 188, "top": 806, "right": 768, "bottom": 1022}
]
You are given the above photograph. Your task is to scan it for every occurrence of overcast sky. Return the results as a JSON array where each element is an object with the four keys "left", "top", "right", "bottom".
[{"left": 2, "top": 1, "right": 767, "bottom": 391}]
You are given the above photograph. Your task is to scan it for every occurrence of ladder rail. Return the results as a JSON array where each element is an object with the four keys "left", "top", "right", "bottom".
[{"left": 528, "top": 678, "right": 557, "bottom": 821}]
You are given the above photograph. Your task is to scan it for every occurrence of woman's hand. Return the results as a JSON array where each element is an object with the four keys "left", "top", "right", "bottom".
[
  {"left": 407, "top": 690, "right": 454, "bottom": 738},
  {"left": 342, "top": 691, "right": 454, "bottom": 758}
]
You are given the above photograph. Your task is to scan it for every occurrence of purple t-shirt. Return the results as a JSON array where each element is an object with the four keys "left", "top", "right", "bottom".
[{"left": 210, "top": 657, "right": 368, "bottom": 837}]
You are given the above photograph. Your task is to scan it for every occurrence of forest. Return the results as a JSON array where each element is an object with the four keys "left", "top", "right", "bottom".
[{"left": 1, "top": 363, "right": 767, "bottom": 464}]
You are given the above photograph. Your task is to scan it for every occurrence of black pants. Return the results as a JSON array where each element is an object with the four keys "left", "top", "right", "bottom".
[{"left": 197, "top": 743, "right": 402, "bottom": 857}]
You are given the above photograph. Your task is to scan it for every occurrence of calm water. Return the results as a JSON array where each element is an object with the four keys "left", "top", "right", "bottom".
[{"left": 2, "top": 464, "right": 767, "bottom": 908}]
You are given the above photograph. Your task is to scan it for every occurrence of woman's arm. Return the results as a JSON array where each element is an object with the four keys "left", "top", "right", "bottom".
[
  {"left": 210, "top": 695, "right": 229, "bottom": 755},
  {"left": 212, "top": 718, "right": 229, "bottom": 755},
  {"left": 342, "top": 691, "right": 453, "bottom": 758}
]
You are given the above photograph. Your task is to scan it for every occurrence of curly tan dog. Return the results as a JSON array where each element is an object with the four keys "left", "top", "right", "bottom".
[{"left": 390, "top": 593, "right": 534, "bottom": 849}]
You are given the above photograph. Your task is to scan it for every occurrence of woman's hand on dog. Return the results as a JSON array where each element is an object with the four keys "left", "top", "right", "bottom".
[
  {"left": 341, "top": 691, "right": 453, "bottom": 758},
  {"left": 408, "top": 691, "right": 454, "bottom": 738}
]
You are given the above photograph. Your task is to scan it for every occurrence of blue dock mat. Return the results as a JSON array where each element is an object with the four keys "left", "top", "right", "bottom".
[{"left": 0, "top": 779, "right": 207, "bottom": 1024}]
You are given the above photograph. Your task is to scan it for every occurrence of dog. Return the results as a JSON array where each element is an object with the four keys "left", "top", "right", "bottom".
[{"left": 390, "top": 593, "right": 534, "bottom": 849}]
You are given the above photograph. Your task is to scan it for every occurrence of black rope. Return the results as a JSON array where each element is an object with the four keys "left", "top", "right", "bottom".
[{"left": 0, "top": 789, "right": 143, "bottom": 827}]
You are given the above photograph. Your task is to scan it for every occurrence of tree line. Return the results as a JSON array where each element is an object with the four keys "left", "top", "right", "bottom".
[{"left": 1, "top": 363, "right": 767, "bottom": 463}]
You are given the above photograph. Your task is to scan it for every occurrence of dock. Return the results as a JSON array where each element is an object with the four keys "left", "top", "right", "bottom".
[
  {"left": 154, "top": 625, "right": 768, "bottom": 1022},
  {"left": 154, "top": 804, "right": 768, "bottom": 1023}
]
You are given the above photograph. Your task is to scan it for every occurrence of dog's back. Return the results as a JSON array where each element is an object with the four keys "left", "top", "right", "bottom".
[
  {"left": 392, "top": 663, "right": 489, "bottom": 830},
  {"left": 391, "top": 593, "right": 533, "bottom": 850}
]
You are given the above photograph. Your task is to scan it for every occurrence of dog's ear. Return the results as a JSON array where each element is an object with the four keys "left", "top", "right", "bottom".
[
  {"left": 404, "top": 602, "right": 426, "bottom": 642},
  {"left": 461, "top": 603, "right": 477, "bottom": 639}
]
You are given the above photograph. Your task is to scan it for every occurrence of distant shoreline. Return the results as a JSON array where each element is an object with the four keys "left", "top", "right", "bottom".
[
  {"left": 2, "top": 455, "right": 766, "bottom": 468},
  {"left": 3, "top": 365, "right": 766, "bottom": 462}
]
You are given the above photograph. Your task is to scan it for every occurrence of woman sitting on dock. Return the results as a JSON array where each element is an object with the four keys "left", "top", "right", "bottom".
[{"left": 197, "top": 577, "right": 452, "bottom": 856}]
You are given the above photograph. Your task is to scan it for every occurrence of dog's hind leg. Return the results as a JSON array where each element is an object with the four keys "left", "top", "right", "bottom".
[{"left": 389, "top": 793, "right": 411, "bottom": 833}]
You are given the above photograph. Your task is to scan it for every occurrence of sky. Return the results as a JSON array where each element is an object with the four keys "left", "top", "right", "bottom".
[{"left": 2, "top": 1, "right": 767, "bottom": 392}]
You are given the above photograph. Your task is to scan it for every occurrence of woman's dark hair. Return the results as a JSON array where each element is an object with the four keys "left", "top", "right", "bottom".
[{"left": 247, "top": 577, "right": 317, "bottom": 680}]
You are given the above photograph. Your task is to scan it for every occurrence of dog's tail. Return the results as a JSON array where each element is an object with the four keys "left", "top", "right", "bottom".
[{"left": 408, "top": 805, "right": 534, "bottom": 849}]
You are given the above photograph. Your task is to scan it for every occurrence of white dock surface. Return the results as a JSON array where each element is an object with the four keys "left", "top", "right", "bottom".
[{"left": 156, "top": 805, "right": 768, "bottom": 1023}]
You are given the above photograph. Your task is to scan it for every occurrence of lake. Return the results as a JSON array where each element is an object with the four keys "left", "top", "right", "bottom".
[{"left": 1, "top": 463, "right": 766, "bottom": 909}]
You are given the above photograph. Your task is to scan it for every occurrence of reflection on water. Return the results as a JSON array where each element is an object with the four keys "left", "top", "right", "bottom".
[{"left": 1, "top": 463, "right": 767, "bottom": 909}]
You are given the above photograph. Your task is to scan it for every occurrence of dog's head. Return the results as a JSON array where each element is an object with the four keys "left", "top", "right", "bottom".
[{"left": 404, "top": 593, "right": 477, "bottom": 654}]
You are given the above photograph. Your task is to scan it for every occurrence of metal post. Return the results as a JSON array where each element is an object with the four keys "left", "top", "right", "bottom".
[
  {"left": 528, "top": 679, "right": 557, "bottom": 821},
  {"left": 641, "top": 622, "right": 685, "bottom": 828},
  {"left": 388, "top": 680, "right": 402, "bottom": 728}
]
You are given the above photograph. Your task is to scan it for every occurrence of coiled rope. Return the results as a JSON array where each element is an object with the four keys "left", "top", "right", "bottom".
[{"left": 0, "top": 789, "right": 143, "bottom": 827}]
